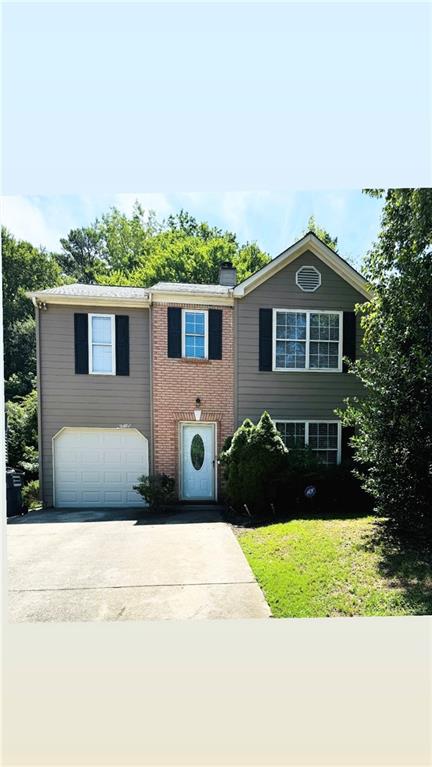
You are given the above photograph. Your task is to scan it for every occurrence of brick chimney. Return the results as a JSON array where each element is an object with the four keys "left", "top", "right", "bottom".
[{"left": 218, "top": 261, "right": 237, "bottom": 287}]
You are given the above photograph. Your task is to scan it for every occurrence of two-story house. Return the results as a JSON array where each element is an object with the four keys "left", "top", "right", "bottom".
[{"left": 28, "top": 232, "right": 370, "bottom": 509}]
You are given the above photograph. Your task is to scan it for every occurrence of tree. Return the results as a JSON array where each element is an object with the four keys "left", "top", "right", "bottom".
[
  {"left": 2, "top": 228, "right": 62, "bottom": 399},
  {"left": 58, "top": 225, "right": 107, "bottom": 283},
  {"left": 304, "top": 215, "right": 338, "bottom": 251},
  {"left": 6, "top": 389, "right": 38, "bottom": 478},
  {"left": 339, "top": 188, "right": 432, "bottom": 542},
  {"left": 58, "top": 205, "right": 270, "bottom": 288}
]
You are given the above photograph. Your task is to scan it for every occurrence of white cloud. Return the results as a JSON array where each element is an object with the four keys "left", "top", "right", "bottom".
[
  {"left": 220, "top": 191, "right": 271, "bottom": 240},
  {"left": 1, "top": 195, "right": 64, "bottom": 251},
  {"left": 113, "top": 193, "right": 173, "bottom": 219}
]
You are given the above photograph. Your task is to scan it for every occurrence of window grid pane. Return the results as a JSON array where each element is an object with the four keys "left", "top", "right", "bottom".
[
  {"left": 276, "top": 421, "right": 339, "bottom": 465},
  {"left": 92, "top": 316, "right": 112, "bottom": 344},
  {"left": 308, "top": 422, "right": 338, "bottom": 465},
  {"left": 276, "top": 422, "right": 306, "bottom": 449},
  {"left": 92, "top": 344, "right": 113, "bottom": 373},
  {"left": 275, "top": 311, "right": 306, "bottom": 369},
  {"left": 184, "top": 311, "right": 206, "bottom": 359},
  {"left": 275, "top": 311, "right": 340, "bottom": 370}
]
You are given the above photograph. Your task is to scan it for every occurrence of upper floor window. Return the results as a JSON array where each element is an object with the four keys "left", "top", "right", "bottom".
[
  {"left": 182, "top": 310, "right": 208, "bottom": 359},
  {"left": 273, "top": 309, "right": 342, "bottom": 372},
  {"left": 88, "top": 314, "right": 115, "bottom": 375}
]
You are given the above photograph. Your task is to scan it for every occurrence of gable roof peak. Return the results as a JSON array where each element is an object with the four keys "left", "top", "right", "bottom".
[{"left": 233, "top": 231, "right": 370, "bottom": 299}]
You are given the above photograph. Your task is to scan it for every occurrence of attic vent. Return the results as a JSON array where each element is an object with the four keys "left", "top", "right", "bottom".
[{"left": 296, "top": 265, "right": 321, "bottom": 292}]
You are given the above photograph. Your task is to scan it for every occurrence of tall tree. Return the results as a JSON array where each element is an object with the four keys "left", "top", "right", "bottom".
[
  {"left": 304, "top": 215, "right": 338, "bottom": 251},
  {"left": 340, "top": 188, "right": 432, "bottom": 542},
  {"left": 58, "top": 204, "right": 270, "bottom": 287},
  {"left": 2, "top": 227, "right": 62, "bottom": 399},
  {"left": 58, "top": 225, "right": 107, "bottom": 283}
]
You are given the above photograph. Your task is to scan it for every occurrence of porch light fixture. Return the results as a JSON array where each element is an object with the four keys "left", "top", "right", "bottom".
[{"left": 194, "top": 397, "right": 202, "bottom": 421}]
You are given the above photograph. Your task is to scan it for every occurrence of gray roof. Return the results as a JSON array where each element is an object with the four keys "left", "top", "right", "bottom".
[
  {"left": 150, "top": 281, "right": 232, "bottom": 295},
  {"left": 32, "top": 283, "right": 150, "bottom": 300}
]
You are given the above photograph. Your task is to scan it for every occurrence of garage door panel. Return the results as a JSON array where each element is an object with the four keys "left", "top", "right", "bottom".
[
  {"left": 104, "top": 471, "right": 123, "bottom": 483},
  {"left": 54, "top": 429, "right": 148, "bottom": 508}
]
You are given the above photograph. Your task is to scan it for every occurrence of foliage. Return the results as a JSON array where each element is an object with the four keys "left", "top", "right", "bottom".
[
  {"left": 57, "top": 204, "right": 270, "bottom": 286},
  {"left": 6, "top": 389, "right": 39, "bottom": 479},
  {"left": 2, "top": 227, "right": 62, "bottom": 399},
  {"left": 22, "top": 480, "right": 40, "bottom": 510},
  {"left": 239, "top": 517, "right": 432, "bottom": 617},
  {"left": 274, "top": 461, "right": 371, "bottom": 518},
  {"left": 58, "top": 226, "right": 107, "bottom": 283},
  {"left": 133, "top": 473, "right": 175, "bottom": 511},
  {"left": 338, "top": 188, "right": 432, "bottom": 543},
  {"left": 220, "top": 412, "right": 288, "bottom": 518},
  {"left": 304, "top": 215, "right": 338, "bottom": 251}
]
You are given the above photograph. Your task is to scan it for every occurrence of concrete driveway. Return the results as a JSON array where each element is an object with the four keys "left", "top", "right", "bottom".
[{"left": 7, "top": 507, "right": 271, "bottom": 621}]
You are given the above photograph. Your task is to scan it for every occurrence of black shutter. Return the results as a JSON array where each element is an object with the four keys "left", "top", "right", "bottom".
[
  {"left": 208, "top": 309, "right": 222, "bottom": 360},
  {"left": 115, "top": 315, "right": 129, "bottom": 375},
  {"left": 167, "top": 307, "right": 182, "bottom": 358},
  {"left": 259, "top": 308, "right": 273, "bottom": 371},
  {"left": 74, "top": 313, "right": 88, "bottom": 374},
  {"left": 341, "top": 426, "right": 355, "bottom": 463},
  {"left": 343, "top": 311, "right": 356, "bottom": 372}
]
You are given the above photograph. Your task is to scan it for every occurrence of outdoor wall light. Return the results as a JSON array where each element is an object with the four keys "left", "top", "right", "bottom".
[{"left": 194, "top": 397, "right": 202, "bottom": 421}]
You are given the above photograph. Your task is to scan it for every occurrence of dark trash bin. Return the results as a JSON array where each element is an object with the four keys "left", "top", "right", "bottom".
[{"left": 6, "top": 468, "right": 25, "bottom": 517}]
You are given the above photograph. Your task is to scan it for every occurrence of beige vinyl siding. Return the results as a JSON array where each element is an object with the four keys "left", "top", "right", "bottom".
[
  {"left": 236, "top": 250, "right": 366, "bottom": 424},
  {"left": 39, "top": 303, "right": 150, "bottom": 506}
]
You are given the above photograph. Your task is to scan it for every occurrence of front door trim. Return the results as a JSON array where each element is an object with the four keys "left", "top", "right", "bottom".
[{"left": 179, "top": 421, "right": 217, "bottom": 501}]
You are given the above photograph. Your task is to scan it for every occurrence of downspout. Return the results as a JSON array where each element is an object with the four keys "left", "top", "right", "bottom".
[
  {"left": 148, "top": 293, "right": 154, "bottom": 475},
  {"left": 230, "top": 287, "right": 238, "bottom": 429},
  {"left": 33, "top": 298, "right": 44, "bottom": 505}
]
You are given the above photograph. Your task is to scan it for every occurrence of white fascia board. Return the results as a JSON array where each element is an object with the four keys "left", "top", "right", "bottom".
[
  {"left": 150, "top": 291, "right": 234, "bottom": 307},
  {"left": 26, "top": 292, "right": 151, "bottom": 308}
]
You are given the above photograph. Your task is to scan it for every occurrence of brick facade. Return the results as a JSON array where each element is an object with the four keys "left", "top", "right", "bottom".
[{"left": 151, "top": 302, "right": 235, "bottom": 500}]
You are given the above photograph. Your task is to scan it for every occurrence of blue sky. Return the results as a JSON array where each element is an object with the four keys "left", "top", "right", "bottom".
[{"left": 1, "top": 191, "right": 384, "bottom": 268}]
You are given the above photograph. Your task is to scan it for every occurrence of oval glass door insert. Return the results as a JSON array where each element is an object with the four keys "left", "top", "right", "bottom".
[{"left": 191, "top": 434, "right": 205, "bottom": 470}]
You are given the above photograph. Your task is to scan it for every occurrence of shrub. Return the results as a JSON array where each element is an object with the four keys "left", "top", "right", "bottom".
[
  {"left": 220, "top": 412, "right": 288, "bottom": 519},
  {"left": 274, "top": 460, "right": 372, "bottom": 518},
  {"left": 22, "top": 479, "right": 40, "bottom": 510},
  {"left": 133, "top": 473, "right": 175, "bottom": 512},
  {"left": 221, "top": 413, "right": 371, "bottom": 522},
  {"left": 6, "top": 389, "right": 38, "bottom": 481}
]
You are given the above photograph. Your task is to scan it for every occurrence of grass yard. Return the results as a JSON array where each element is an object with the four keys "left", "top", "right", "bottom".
[{"left": 238, "top": 516, "right": 432, "bottom": 618}]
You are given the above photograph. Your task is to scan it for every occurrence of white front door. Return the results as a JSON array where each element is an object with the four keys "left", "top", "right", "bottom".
[{"left": 181, "top": 423, "right": 215, "bottom": 501}]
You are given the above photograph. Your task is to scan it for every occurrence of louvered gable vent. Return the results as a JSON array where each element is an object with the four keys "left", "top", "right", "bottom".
[{"left": 296, "top": 265, "right": 321, "bottom": 292}]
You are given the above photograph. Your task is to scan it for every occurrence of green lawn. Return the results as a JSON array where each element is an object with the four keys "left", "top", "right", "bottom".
[{"left": 238, "top": 516, "right": 432, "bottom": 617}]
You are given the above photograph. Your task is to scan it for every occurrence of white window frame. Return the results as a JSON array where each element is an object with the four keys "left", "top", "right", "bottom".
[
  {"left": 275, "top": 419, "right": 342, "bottom": 464},
  {"left": 272, "top": 309, "right": 343, "bottom": 372},
  {"left": 88, "top": 313, "right": 116, "bottom": 375},
  {"left": 181, "top": 309, "right": 208, "bottom": 360}
]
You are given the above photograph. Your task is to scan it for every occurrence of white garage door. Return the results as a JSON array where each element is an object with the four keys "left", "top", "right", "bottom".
[{"left": 54, "top": 428, "right": 148, "bottom": 508}]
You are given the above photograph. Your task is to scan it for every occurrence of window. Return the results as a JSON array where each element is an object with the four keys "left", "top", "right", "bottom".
[
  {"left": 89, "top": 314, "right": 115, "bottom": 374},
  {"left": 275, "top": 420, "right": 340, "bottom": 465},
  {"left": 273, "top": 309, "right": 342, "bottom": 371},
  {"left": 182, "top": 310, "right": 208, "bottom": 359}
]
